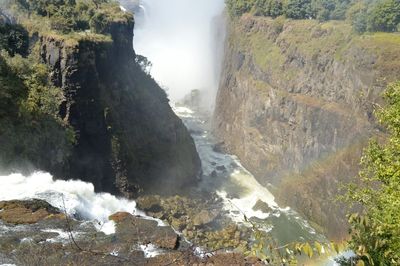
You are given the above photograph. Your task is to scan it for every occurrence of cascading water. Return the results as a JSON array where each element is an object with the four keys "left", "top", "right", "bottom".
[
  {"left": 0, "top": 172, "right": 164, "bottom": 235},
  {"left": 133, "top": 0, "right": 225, "bottom": 108},
  {"left": 132, "top": 1, "right": 350, "bottom": 264},
  {"left": 0, "top": 1, "right": 350, "bottom": 264},
  {"left": 132, "top": 0, "right": 322, "bottom": 242}
]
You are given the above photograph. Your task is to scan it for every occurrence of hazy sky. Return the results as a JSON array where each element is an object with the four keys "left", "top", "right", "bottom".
[{"left": 133, "top": 0, "right": 225, "bottom": 102}]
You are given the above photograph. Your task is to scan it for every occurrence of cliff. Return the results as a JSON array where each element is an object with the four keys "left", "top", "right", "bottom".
[
  {"left": 213, "top": 15, "right": 400, "bottom": 239},
  {"left": 0, "top": 9, "right": 201, "bottom": 197}
]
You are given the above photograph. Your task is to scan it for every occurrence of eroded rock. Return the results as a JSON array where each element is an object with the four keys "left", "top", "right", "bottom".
[
  {"left": 110, "top": 212, "right": 178, "bottom": 250},
  {"left": 193, "top": 210, "right": 219, "bottom": 227},
  {"left": 0, "top": 199, "right": 65, "bottom": 225},
  {"left": 252, "top": 200, "right": 273, "bottom": 213}
]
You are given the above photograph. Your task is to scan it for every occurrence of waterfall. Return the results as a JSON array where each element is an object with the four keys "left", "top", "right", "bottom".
[{"left": 132, "top": 0, "right": 226, "bottom": 108}]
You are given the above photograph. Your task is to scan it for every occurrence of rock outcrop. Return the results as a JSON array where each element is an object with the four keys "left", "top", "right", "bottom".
[
  {"left": 0, "top": 199, "right": 261, "bottom": 266},
  {"left": 0, "top": 199, "right": 65, "bottom": 224},
  {"left": 33, "top": 14, "right": 201, "bottom": 196},
  {"left": 213, "top": 15, "right": 400, "bottom": 239}
]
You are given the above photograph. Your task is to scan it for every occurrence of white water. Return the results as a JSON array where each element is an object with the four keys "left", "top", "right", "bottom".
[
  {"left": 172, "top": 105, "right": 322, "bottom": 244},
  {"left": 133, "top": 0, "right": 225, "bottom": 104},
  {"left": 0, "top": 172, "right": 164, "bottom": 235},
  {"left": 173, "top": 104, "right": 356, "bottom": 265}
]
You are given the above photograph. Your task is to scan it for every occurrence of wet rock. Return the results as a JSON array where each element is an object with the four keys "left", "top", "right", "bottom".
[
  {"left": 210, "top": 170, "right": 217, "bottom": 178},
  {"left": 108, "top": 211, "right": 132, "bottom": 223},
  {"left": 216, "top": 165, "right": 226, "bottom": 172},
  {"left": 170, "top": 217, "right": 187, "bottom": 231},
  {"left": 146, "top": 251, "right": 263, "bottom": 266},
  {"left": 0, "top": 199, "right": 65, "bottom": 225},
  {"left": 212, "top": 142, "right": 225, "bottom": 153},
  {"left": 193, "top": 210, "right": 219, "bottom": 227},
  {"left": 111, "top": 212, "right": 178, "bottom": 249},
  {"left": 252, "top": 200, "right": 273, "bottom": 213},
  {"left": 136, "top": 195, "right": 163, "bottom": 213}
]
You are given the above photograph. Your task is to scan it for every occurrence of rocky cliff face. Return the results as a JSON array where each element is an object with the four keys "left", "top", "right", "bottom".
[
  {"left": 213, "top": 15, "right": 400, "bottom": 239},
  {"left": 39, "top": 18, "right": 201, "bottom": 197}
]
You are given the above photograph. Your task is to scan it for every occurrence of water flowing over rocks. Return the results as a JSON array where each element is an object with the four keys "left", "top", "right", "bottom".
[
  {"left": 0, "top": 198, "right": 261, "bottom": 265},
  {"left": 136, "top": 194, "right": 251, "bottom": 251}
]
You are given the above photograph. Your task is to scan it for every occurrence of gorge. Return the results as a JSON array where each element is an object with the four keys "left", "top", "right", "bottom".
[{"left": 1, "top": 0, "right": 400, "bottom": 265}]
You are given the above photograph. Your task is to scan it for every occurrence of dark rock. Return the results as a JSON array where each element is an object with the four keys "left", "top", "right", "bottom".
[
  {"left": 136, "top": 196, "right": 163, "bottom": 213},
  {"left": 30, "top": 15, "right": 201, "bottom": 197},
  {"left": 212, "top": 142, "right": 225, "bottom": 153},
  {"left": 252, "top": 200, "right": 273, "bottom": 213},
  {"left": 210, "top": 170, "right": 217, "bottom": 178},
  {"left": 216, "top": 165, "right": 226, "bottom": 171}
]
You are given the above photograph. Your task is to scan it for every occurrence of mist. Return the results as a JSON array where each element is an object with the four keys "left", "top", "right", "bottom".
[{"left": 133, "top": 0, "right": 226, "bottom": 108}]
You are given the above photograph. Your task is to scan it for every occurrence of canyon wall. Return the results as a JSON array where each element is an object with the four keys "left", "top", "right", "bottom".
[
  {"left": 41, "top": 17, "right": 201, "bottom": 197},
  {"left": 213, "top": 15, "right": 400, "bottom": 239},
  {"left": 1, "top": 12, "right": 201, "bottom": 197}
]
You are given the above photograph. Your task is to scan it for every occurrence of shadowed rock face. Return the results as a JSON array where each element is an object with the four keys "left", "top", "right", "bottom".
[
  {"left": 38, "top": 18, "right": 201, "bottom": 197},
  {"left": 213, "top": 16, "right": 400, "bottom": 239}
]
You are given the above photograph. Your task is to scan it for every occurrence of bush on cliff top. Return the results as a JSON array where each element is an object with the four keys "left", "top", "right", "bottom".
[
  {"left": 225, "top": 0, "right": 400, "bottom": 33},
  {"left": 9, "top": 0, "right": 131, "bottom": 34},
  {"left": 0, "top": 23, "right": 28, "bottom": 56}
]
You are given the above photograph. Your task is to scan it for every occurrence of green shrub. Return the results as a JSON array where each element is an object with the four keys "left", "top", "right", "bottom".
[
  {"left": 0, "top": 23, "right": 29, "bottom": 56},
  {"left": 0, "top": 50, "right": 74, "bottom": 169},
  {"left": 367, "top": 0, "right": 400, "bottom": 32},
  {"left": 9, "top": 0, "right": 129, "bottom": 35},
  {"left": 345, "top": 82, "right": 400, "bottom": 265},
  {"left": 226, "top": 0, "right": 400, "bottom": 33},
  {"left": 346, "top": 2, "right": 369, "bottom": 33},
  {"left": 226, "top": 0, "right": 256, "bottom": 17},
  {"left": 284, "top": 0, "right": 315, "bottom": 19}
]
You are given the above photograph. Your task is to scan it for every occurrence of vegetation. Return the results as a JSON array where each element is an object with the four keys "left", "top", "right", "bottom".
[
  {"left": 0, "top": 0, "right": 132, "bottom": 171},
  {"left": 343, "top": 82, "right": 400, "bottom": 265},
  {"left": 0, "top": 17, "right": 74, "bottom": 170},
  {"left": 6, "top": 0, "right": 132, "bottom": 35},
  {"left": 0, "top": 23, "right": 28, "bottom": 56},
  {"left": 225, "top": 0, "right": 400, "bottom": 33}
]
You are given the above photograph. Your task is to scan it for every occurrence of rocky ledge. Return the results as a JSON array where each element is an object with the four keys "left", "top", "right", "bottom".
[{"left": 0, "top": 199, "right": 261, "bottom": 265}]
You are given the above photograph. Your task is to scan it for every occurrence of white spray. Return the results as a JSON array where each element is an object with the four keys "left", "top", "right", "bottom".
[
  {"left": 0, "top": 172, "right": 165, "bottom": 235},
  {"left": 133, "top": 0, "right": 226, "bottom": 107}
]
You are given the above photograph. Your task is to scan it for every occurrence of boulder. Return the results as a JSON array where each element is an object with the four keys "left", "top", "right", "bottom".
[
  {"left": 192, "top": 210, "right": 219, "bottom": 227},
  {"left": 252, "top": 200, "right": 273, "bottom": 213},
  {"left": 0, "top": 199, "right": 65, "bottom": 225},
  {"left": 111, "top": 212, "right": 178, "bottom": 249},
  {"left": 136, "top": 195, "right": 163, "bottom": 213},
  {"left": 108, "top": 211, "right": 132, "bottom": 223},
  {"left": 216, "top": 165, "right": 226, "bottom": 172},
  {"left": 170, "top": 217, "right": 187, "bottom": 231}
]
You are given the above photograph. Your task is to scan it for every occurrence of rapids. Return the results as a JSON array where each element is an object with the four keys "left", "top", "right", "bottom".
[{"left": 0, "top": 172, "right": 164, "bottom": 235}]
